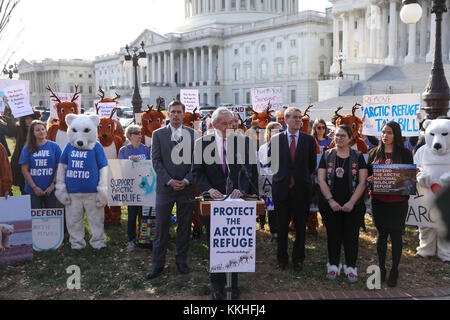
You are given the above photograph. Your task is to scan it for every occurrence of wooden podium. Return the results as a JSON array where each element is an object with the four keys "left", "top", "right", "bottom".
[{"left": 199, "top": 198, "right": 266, "bottom": 216}]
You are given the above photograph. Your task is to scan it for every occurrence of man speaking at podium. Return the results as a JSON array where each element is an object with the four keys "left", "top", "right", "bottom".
[{"left": 193, "top": 107, "right": 257, "bottom": 300}]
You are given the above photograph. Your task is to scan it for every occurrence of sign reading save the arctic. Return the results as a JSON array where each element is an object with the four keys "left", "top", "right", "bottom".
[
  {"left": 361, "top": 94, "right": 421, "bottom": 137},
  {"left": 210, "top": 200, "right": 256, "bottom": 273}
]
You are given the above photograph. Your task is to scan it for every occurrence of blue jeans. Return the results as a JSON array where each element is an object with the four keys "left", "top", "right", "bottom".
[{"left": 30, "top": 191, "right": 58, "bottom": 209}]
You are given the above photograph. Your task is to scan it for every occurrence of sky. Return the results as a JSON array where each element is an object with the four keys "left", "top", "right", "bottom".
[{"left": 0, "top": 0, "right": 332, "bottom": 66}]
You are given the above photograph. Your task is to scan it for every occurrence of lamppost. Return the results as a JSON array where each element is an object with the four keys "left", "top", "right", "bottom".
[
  {"left": 336, "top": 51, "right": 345, "bottom": 79},
  {"left": 400, "top": 0, "right": 450, "bottom": 119},
  {"left": 2, "top": 63, "right": 18, "bottom": 79},
  {"left": 123, "top": 41, "right": 148, "bottom": 117}
]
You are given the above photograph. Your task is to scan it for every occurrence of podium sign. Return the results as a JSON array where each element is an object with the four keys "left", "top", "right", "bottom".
[{"left": 210, "top": 200, "right": 256, "bottom": 273}]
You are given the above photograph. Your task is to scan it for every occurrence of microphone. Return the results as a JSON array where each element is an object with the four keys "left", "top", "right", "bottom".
[{"left": 237, "top": 154, "right": 260, "bottom": 200}]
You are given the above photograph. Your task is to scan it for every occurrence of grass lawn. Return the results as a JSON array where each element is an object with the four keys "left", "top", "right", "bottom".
[{"left": 1, "top": 137, "right": 449, "bottom": 299}]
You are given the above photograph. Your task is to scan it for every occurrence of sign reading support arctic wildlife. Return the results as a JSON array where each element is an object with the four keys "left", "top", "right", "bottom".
[
  {"left": 372, "top": 164, "right": 417, "bottom": 195},
  {"left": 107, "top": 159, "right": 156, "bottom": 206},
  {"left": 97, "top": 102, "right": 118, "bottom": 119},
  {"left": 3, "top": 83, "right": 33, "bottom": 118},
  {"left": 251, "top": 87, "right": 283, "bottom": 112},
  {"left": 406, "top": 185, "right": 439, "bottom": 228},
  {"left": 49, "top": 92, "right": 82, "bottom": 118},
  {"left": 180, "top": 89, "right": 199, "bottom": 113},
  {"left": 210, "top": 200, "right": 256, "bottom": 273},
  {"left": 361, "top": 94, "right": 421, "bottom": 137},
  {"left": 258, "top": 163, "right": 274, "bottom": 211},
  {"left": 32, "top": 208, "right": 64, "bottom": 251}
]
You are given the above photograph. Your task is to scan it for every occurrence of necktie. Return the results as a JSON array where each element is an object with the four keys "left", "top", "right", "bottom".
[
  {"left": 289, "top": 134, "right": 296, "bottom": 188},
  {"left": 222, "top": 138, "right": 227, "bottom": 174}
]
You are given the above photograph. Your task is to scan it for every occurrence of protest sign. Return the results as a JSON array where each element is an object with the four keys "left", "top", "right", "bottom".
[
  {"left": 361, "top": 94, "right": 421, "bottom": 137},
  {"left": 49, "top": 92, "right": 82, "bottom": 118},
  {"left": 406, "top": 185, "right": 439, "bottom": 228},
  {"left": 97, "top": 102, "right": 118, "bottom": 119},
  {"left": 180, "top": 89, "right": 199, "bottom": 113},
  {"left": 258, "top": 163, "right": 274, "bottom": 211},
  {"left": 372, "top": 164, "right": 417, "bottom": 195},
  {"left": 0, "top": 80, "right": 30, "bottom": 115},
  {"left": 0, "top": 195, "right": 33, "bottom": 264},
  {"left": 228, "top": 105, "right": 246, "bottom": 121},
  {"left": 135, "top": 112, "right": 143, "bottom": 126},
  {"left": 3, "top": 83, "right": 33, "bottom": 118},
  {"left": 251, "top": 87, "right": 283, "bottom": 112},
  {"left": 210, "top": 200, "right": 256, "bottom": 273},
  {"left": 32, "top": 208, "right": 64, "bottom": 251},
  {"left": 107, "top": 159, "right": 156, "bottom": 206}
]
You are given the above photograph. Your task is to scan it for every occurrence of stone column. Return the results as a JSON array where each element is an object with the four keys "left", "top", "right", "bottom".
[
  {"left": 348, "top": 10, "right": 355, "bottom": 60},
  {"left": 252, "top": 42, "right": 257, "bottom": 80},
  {"left": 225, "top": 0, "right": 230, "bottom": 11},
  {"left": 187, "top": 49, "right": 191, "bottom": 85},
  {"left": 193, "top": 0, "right": 197, "bottom": 15},
  {"left": 385, "top": 0, "right": 398, "bottom": 65},
  {"left": 164, "top": 51, "right": 168, "bottom": 83},
  {"left": 419, "top": 0, "right": 428, "bottom": 59},
  {"left": 159, "top": 52, "right": 163, "bottom": 83},
  {"left": 170, "top": 50, "right": 175, "bottom": 85},
  {"left": 257, "top": 0, "right": 263, "bottom": 11},
  {"left": 193, "top": 47, "right": 198, "bottom": 84},
  {"left": 399, "top": 20, "right": 407, "bottom": 63},
  {"left": 151, "top": 53, "right": 156, "bottom": 83},
  {"left": 380, "top": 3, "right": 389, "bottom": 59},
  {"left": 342, "top": 13, "right": 349, "bottom": 60},
  {"left": 201, "top": 46, "right": 205, "bottom": 85},
  {"left": 442, "top": 1, "right": 448, "bottom": 61},
  {"left": 218, "top": 46, "right": 224, "bottom": 83},
  {"left": 369, "top": 4, "right": 378, "bottom": 61},
  {"left": 180, "top": 51, "right": 184, "bottom": 84},
  {"left": 331, "top": 13, "right": 340, "bottom": 73},
  {"left": 405, "top": 23, "right": 417, "bottom": 64},
  {"left": 215, "top": 0, "right": 220, "bottom": 12},
  {"left": 426, "top": 10, "right": 436, "bottom": 63},
  {"left": 208, "top": 46, "right": 214, "bottom": 85}
]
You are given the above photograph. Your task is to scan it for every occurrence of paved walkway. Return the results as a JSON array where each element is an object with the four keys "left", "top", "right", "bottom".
[{"left": 148, "top": 287, "right": 450, "bottom": 300}]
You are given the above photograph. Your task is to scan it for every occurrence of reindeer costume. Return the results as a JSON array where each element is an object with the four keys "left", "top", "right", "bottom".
[{"left": 141, "top": 98, "right": 166, "bottom": 147}]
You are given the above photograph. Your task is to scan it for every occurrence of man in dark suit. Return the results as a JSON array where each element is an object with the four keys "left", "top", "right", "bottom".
[
  {"left": 192, "top": 107, "right": 257, "bottom": 300},
  {"left": 270, "top": 107, "right": 317, "bottom": 272},
  {"left": 146, "top": 100, "right": 198, "bottom": 279}
]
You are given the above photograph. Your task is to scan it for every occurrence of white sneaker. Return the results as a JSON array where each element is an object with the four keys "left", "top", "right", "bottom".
[{"left": 127, "top": 241, "right": 135, "bottom": 252}]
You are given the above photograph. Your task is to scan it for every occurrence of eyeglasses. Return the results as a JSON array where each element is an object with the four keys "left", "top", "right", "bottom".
[
  {"left": 317, "top": 126, "right": 326, "bottom": 130},
  {"left": 130, "top": 131, "right": 142, "bottom": 135},
  {"left": 335, "top": 134, "right": 348, "bottom": 138}
]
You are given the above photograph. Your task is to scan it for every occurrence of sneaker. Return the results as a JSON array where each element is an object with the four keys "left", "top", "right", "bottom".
[
  {"left": 127, "top": 241, "right": 135, "bottom": 252},
  {"left": 326, "top": 263, "right": 341, "bottom": 280},
  {"left": 344, "top": 265, "right": 358, "bottom": 283}
]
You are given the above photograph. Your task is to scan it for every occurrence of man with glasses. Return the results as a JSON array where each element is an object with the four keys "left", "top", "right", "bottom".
[
  {"left": 276, "top": 109, "right": 287, "bottom": 131},
  {"left": 146, "top": 100, "right": 198, "bottom": 279}
]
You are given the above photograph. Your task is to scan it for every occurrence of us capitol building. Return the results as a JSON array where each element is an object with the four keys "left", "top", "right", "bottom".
[{"left": 94, "top": 0, "right": 450, "bottom": 110}]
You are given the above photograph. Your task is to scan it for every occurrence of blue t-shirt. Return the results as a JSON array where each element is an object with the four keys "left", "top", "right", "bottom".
[
  {"left": 118, "top": 143, "right": 151, "bottom": 160},
  {"left": 317, "top": 137, "right": 333, "bottom": 154},
  {"left": 19, "top": 141, "right": 62, "bottom": 195},
  {"left": 59, "top": 142, "right": 108, "bottom": 194}
]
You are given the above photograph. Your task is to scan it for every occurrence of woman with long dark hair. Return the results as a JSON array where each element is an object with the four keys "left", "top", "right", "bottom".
[
  {"left": 318, "top": 124, "right": 368, "bottom": 282},
  {"left": 311, "top": 119, "right": 333, "bottom": 154},
  {"left": 19, "top": 120, "right": 61, "bottom": 209},
  {"left": 367, "top": 121, "right": 413, "bottom": 287}
]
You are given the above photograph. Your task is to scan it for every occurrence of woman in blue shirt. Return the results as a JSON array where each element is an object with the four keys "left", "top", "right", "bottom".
[
  {"left": 118, "top": 125, "right": 151, "bottom": 251},
  {"left": 19, "top": 120, "right": 62, "bottom": 209}
]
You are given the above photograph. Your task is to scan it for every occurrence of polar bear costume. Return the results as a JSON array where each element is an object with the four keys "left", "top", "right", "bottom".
[
  {"left": 56, "top": 114, "right": 109, "bottom": 250},
  {"left": 414, "top": 118, "right": 450, "bottom": 262}
]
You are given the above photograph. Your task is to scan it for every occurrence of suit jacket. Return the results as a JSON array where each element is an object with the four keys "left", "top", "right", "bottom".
[
  {"left": 270, "top": 130, "right": 317, "bottom": 202},
  {"left": 192, "top": 133, "right": 257, "bottom": 196},
  {"left": 151, "top": 125, "right": 197, "bottom": 204}
]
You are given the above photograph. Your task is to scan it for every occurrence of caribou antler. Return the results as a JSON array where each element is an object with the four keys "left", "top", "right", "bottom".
[
  {"left": 46, "top": 85, "right": 62, "bottom": 104},
  {"left": 304, "top": 105, "right": 313, "bottom": 118},
  {"left": 193, "top": 107, "right": 197, "bottom": 114},
  {"left": 352, "top": 102, "right": 361, "bottom": 116},
  {"left": 147, "top": 104, "right": 154, "bottom": 112},
  {"left": 71, "top": 85, "right": 81, "bottom": 103},
  {"left": 95, "top": 103, "right": 100, "bottom": 115},
  {"left": 98, "top": 86, "right": 105, "bottom": 100},
  {"left": 112, "top": 92, "right": 121, "bottom": 102},
  {"left": 237, "top": 113, "right": 245, "bottom": 125},
  {"left": 109, "top": 107, "right": 118, "bottom": 119},
  {"left": 335, "top": 106, "right": 344, "bottom": 119},
  {"left": 247, "top": 106, "right": 258, "bottom": 116}
]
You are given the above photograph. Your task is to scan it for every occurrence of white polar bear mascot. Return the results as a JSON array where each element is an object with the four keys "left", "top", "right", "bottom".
[
  {"left": 414, "top": 118, "right": 450, "bottom": 263},
  {"left": 56, "top": 114, "right": 109, "bottom": 250}
]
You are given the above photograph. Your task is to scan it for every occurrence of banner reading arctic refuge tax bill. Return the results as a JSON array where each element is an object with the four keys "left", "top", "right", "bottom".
[
  {"left": 210, "top": 200, "right": 257, "bottom": 273},
  {"left": 107, "top": 159, "right": 156, "bottom": 206},
  {"left": 361, "top": 94, "right": 421, "bottom": 137}
]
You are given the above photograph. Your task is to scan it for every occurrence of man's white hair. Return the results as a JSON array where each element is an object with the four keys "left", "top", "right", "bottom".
[{"left": 211, "top": 107, "right": 233, "bottom": 125}]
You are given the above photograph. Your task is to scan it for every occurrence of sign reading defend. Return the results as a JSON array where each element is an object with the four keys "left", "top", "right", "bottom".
[
  {"left": 32, "top": 208, "right": 64, "bottom": 251},
  {"left": 373, "top": 164, "right": 417, "bottom": 196},
  {"left": 210, "top": 200, "right": 256, "bottom": 273}
]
